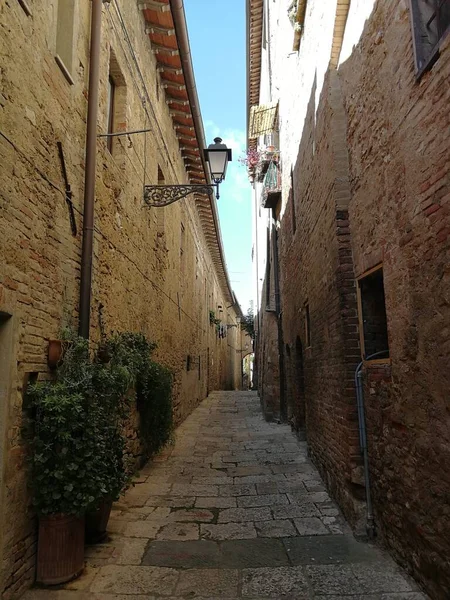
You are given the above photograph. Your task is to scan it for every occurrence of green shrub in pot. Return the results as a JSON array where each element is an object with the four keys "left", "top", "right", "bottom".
[
  {"left": 28, "top": 337, "right": 106, "bottom": 516},
  {"left": 28, "top": 336, "right": 101, "bottom": 583}
]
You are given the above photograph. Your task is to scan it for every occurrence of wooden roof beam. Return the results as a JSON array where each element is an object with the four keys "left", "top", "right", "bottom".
[
  {"left": 152, "top": 43, "right": 179, "bottom": 56},
  {"left": 145, "top": 25, "right": 175, "bottom": 36},
  {"left": 157, "top": 64, "right": 183, "bottom": 75},
  {"left": 162, "top": 82, "right": 186, "bottom": 90},
  {"left": 138, "top": 1, "right": 170, "bottom": 12},
  {"left": 175, "top": 124, "right": 195, "bottom": 131},
  {"left": 166, "top": 99, "right": 189, "bottom": 106}
]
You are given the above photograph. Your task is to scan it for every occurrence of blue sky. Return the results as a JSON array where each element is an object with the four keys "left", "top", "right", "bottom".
[{"left": 184, "top": 0, "right": 253, "bottom": 313}]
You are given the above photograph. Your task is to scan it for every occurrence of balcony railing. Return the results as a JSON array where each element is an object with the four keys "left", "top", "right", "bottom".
[
  {"left": 255, "top": 150, "right": 279, "bottom": 182},
  {"left": 261, "top": 161, "right": 281, "bottom": 209}
]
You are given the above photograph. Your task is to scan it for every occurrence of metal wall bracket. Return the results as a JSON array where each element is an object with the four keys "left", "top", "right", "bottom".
[
  {"left": 57, "top": 142, "right": 77, "bottom": 236},
  {"left": 144, "top": 183, "right": 218, "bottom": 207}
]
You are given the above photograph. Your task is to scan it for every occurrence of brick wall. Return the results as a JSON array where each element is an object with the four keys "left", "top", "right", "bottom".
[
  {"left": 256, "top": 305, "right": 280, "bottom": 420},
  {"left": 277, "top": 69, "right": 364, "bottom": 525},
  {"left": 0, "top": 1, "right": 241, "bottom": 596},
  {"left": 338, "top": 1, "right": 450, "bottom": 596},
  {"left": 253, "top": 0, "right": 449, "bottom": 596}
]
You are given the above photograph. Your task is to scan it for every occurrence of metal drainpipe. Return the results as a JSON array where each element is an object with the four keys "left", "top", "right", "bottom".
[
  {"left": 354, "top": 349, "right": 389, "bottom": 538},
  {"left": 78, "top": 0, "right": 108, "bottom": 338},
  {"left": 271, "top": 213, "right": 286, "bottom": 422}
]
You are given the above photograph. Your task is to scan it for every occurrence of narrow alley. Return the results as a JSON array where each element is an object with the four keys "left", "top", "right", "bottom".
[{"left": 25, "top": 392, "right": 425, "bottom": 599}]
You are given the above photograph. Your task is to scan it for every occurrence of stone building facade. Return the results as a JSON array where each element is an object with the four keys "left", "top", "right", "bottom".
[
  {"left": 248, "top": 0, "right": 449, "bottom": 598},
  {"left": 0, "top": 0, "right": 243, "bottom": 597}
]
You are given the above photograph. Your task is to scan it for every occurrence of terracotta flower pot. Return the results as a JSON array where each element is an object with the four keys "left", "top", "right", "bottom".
[
  {"left": 47, "top": 340, "right": 63, "bottom": 369},
  {"left": 36, "top": 513, "right": 85, "bottom": 585},
  {"left": 85, "top": 498, "right": 113, "bottom": 544}
]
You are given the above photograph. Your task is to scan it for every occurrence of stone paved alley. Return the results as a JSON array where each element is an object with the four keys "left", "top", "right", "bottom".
[{"left": 24, "top": 392, "right": 426, "bottom": 599}]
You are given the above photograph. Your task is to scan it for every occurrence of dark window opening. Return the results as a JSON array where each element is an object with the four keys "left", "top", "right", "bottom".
[
  {"left": 305, "top": 304, "right": 311, "bottom": 348},
  {"left": 358, "top": 268, "right": 390, "bottom": 359},
  {"left": 107, "top": 76, "right": 116, "bottom": 153},
  {"left": 410, "top": 0, "right": 450, "bottom": 77}
]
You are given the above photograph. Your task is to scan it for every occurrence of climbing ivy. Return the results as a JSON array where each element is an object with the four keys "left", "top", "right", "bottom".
[
  {"left": 240, "top": 307, "right": 255, "bottom": 340},
  {"left": 102, "top": 332, "right": 173, "bottom": 459}
]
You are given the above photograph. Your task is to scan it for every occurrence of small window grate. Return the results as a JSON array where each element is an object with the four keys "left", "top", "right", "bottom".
[
  {"left": 357, "top": 267, "right": 390, "bottom": 360},
  {"left": 410, "top": 0, "right": 450, "bottom": 77}
]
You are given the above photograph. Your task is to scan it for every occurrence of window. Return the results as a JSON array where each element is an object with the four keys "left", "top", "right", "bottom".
[
  {"left": 55, "top": 0, "right": 76, "bottom": 84},
  {"left": 305, "top": 304, "right": 311, "bottom": 348},
  {"left": 106, "top": 77, "right": 116, "bottom": 154},
  {"left": 410, "top": 0, "right": 450, "bottom": 76},
  {"left": 107, "top": 49, "right": 127, "bottom": 157},
  {"left": 357, "top": 266, "right": 390, "bottom": 360}
]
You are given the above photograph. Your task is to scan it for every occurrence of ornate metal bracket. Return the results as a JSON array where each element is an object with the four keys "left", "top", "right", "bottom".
[{"left": 144, "top": 184, "right": 217, "bottom": 207}]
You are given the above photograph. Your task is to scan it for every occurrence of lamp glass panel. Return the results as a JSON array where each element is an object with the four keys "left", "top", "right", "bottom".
[{"left": 208, "top": 150, "right": 228, "bottom": 180}]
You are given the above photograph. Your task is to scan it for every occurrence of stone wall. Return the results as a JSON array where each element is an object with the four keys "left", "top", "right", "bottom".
[{"left": 0, "top": 1, "right": 242, "bottom": 597}]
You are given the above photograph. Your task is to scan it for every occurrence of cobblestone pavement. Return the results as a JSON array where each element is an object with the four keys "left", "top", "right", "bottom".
[{"left": 24, "top": 392, "right": 426, "bottom": 599}]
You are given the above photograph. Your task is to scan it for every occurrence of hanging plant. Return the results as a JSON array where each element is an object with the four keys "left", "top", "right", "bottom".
[
  {"left": 288, "top": 0, "right": 299, "bottom": 25},
  {"left": 239, "top": 148, "right": 261, "bottom": 179}
]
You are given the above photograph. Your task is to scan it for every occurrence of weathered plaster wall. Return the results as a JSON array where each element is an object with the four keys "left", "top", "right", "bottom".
[{"left": 0, "top": 1, "right": 242, "bottom": 597}]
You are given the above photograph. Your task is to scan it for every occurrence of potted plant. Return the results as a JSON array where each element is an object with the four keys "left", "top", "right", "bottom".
[
  {"left": 84, "top": 345, "right": 134, "bottom": 544},
  {"left": 47, "top": 330, "right": 74, "bottom": 369},
  {"left": 84, "top": 332, "right": 156, "bottom": 542},
  {"left": 28, "top": 337, "right": 105, "bottom": 584}
]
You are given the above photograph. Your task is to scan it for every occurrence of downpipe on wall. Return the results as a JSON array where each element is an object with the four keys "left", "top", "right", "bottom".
[
  {"left": 354, "top": 349, "right": 389, "bottom": 539},
  {"left": 79, "top": 0, "right": 111, "bottom": 339}
]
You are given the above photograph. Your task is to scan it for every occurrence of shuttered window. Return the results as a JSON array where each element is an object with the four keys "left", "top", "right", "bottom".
[
  {"left": 248, "top": 102, "right": 279, "bottom": 139},
  {"left": 410, "top": 0, "right": 450, "bottom": 77}
]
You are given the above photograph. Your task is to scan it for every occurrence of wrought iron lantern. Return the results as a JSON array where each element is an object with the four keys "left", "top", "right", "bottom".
[
  {"left": 144, "top": 137, "right": 232, "bottom": 207},
  {"left": 204, "top": 137, "right": 232, "bottom": 185}
]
